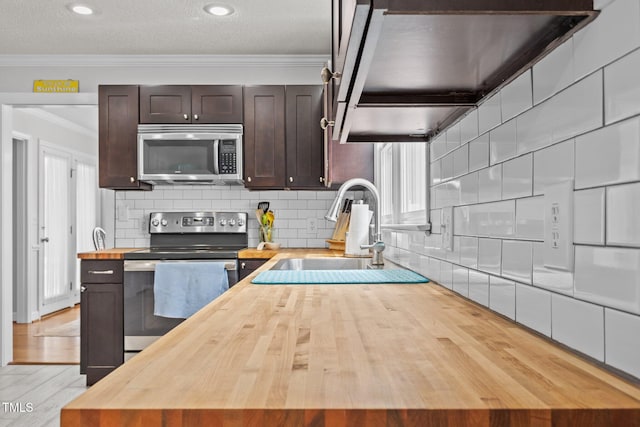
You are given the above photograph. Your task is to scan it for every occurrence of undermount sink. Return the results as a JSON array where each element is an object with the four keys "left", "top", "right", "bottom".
[{"left": 270, "top": 257, "right": 398, "bottom": 271}]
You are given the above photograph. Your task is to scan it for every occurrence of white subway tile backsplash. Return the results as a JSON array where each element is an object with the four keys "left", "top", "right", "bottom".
[
  {"left": 483, "top": 200, "right": 516, "bottom": 238},
  {"left": 489, "top": 120, "right": 517, "bottom": 165},
  {"left": 440, "top": 261, "right": 453, "bottom": 289},
  {"left": 468, "top": 270, "right": 489, "bottom": 307},
  {"left": 607, "top": 182, "right": 640, "bottom": 247},
  {"left": 501, "top": 70, "right": 532, "bottom": 121},
  {"left": 551, "top": 294, "right": 604, "bottom": 361},
  {"left": 532, "top": 242, "right": 574, "bottom": 296},
  {"left": 605, "top": 48, "right": 640, "bottom": 124},
  {"left": 575, "top": 245, "right": 640, "bottom": 314},
  {"left": 460, "top": 237, "right": 478, "bottom": 269},
  {"left": 533, "top": 140, "right": 575, "bottom": 196},
  {"left": 468, "top": 134, "right": 490, "bottom": 172},
  {"left": 533, "top": 38, "right": 574, "bottom": 104},
  {"left": 516, "top": 284, "right": 552, "bottom": 337},
  {"left": 446, "top": 123, "right": 462, "bottom": 152},
  {"left": 441, "top": 153, "right": 454, "bottom": 182},
  {"left": 573, "top": 188, "right": 605, "bottom": 245},
  {"left": 454, "top": 206, "right": 471, "bottom": 236},
  {"left": 502, "top": 154, "right": 533, "bottom": 200},
  {"left": 489, "top": 276, "right": 516, "bottom": 320},
  {"left": 516, "top": 196, "right": 544, "bottom": 240},
  {"left": 478, "top": 94, "right": 502, "bottom": 135},
  {"left": 459, "top": 173, "right": 479, "bottom": 205},
  {"left": 478, "top": 164, "right": 502, "bottom": 202},
  {"left": 460, "top": 109, "right": 479, "bottom": 144},
  {"left": 452, "top": 266, "right": 469, "bottom": 297},
  {"left": 430, "top": 135, "right": 448, "bottom": 160},
  {"left": 575, "top": 118, "right": 640, "bottom": 189},
  {"left": 502, "top": 240, "right": 533, "bottom": 284},
  {"left": 453, "top": 145, "right": 469, "bottom": 177},
  {"left": 478, "top": 238, "right": 501, "bottom": 275},
  {"left": 446, "top": 236, "right": 461, "bottom": 264},
  {"left": 518, "top": 72, "right": 602, "bottom": 155},
  {"left": 431, "top": 160, "right": 441, "bottom": 185},
  {"left": 573, "top": 0, "right": 640, "bottom": 80},
  {"left": 605, "top": 308, "right": 640, "bottom": 379}
]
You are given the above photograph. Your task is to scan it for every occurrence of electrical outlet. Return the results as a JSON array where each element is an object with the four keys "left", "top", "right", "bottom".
[
  {"left": 307, "top": 217, "right": 317, "bottom": 234},
  {"left": 441, "top": 206, "right": 454, "bottom": 251},
  {"left": 544, "top": 180, "right": 574, "bottom": 271}
]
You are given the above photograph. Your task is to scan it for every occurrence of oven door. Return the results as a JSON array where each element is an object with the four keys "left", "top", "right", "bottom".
[{"left": 123, "top": 259, "right": 237, "bottom": 354}]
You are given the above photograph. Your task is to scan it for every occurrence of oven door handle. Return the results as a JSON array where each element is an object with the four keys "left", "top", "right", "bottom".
[
  {"left": 124, "top": 260, "right": 237, "bottom": 272},
  {"left": 213, "top": 139, "right": 220, "bottom": 175}
]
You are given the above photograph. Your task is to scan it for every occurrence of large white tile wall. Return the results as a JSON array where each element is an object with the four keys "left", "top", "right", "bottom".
[
  {"left": 114, "top": 185, "right": 339, "bottom": 248},
  {"left": 384, "top": 0, "right": 640, "bottom": 380}
]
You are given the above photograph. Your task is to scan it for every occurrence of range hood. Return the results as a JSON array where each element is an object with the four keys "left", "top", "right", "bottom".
[{"left": 328, "top": 0, "right": 598, "bottom": 143}]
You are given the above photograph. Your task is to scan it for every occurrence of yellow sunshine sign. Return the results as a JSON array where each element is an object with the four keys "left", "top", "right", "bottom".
[{"left": 33, "top": 80, "right": 79, "bottom": 93}]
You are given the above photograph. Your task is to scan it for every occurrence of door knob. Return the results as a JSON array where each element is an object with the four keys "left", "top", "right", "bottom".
[{"left": 40, "top": 237, "right": 49, "bottom": 242}]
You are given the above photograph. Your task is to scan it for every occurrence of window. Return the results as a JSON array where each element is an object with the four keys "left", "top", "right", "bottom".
[{"left": 375, "top": 142, "right": 427, "bottom": 225}]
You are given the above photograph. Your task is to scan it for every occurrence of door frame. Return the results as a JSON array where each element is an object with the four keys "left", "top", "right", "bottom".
[
  {"left": 12, "top": 132, "right": 31, "bottom": 324},
  {"left": 0, "top": 92, "right": 97, "bottom": 366}
]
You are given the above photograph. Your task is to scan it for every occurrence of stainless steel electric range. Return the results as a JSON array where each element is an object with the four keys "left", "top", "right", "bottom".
[{"left": 123, "top": 211, "right": 248, "bottom": 355}]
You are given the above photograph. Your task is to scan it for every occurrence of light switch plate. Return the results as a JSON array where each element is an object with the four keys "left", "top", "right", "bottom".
[
  {"left": 441, "top": 206, "right": 454, "bottom": 251},
  {"left": 544, "top": 180, "right": 574, "bottom": 271}
]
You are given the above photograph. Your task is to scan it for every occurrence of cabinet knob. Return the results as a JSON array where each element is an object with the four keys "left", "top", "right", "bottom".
[
  {"left": 319, "top": 177, "right": 324, "bottom": 183},
  {"left": 130, "top": 176, "right": 135, "bottom": 183},
  {"left": 194, "top": 114, "right": 199, "bottom": 120},
  {"left": 247, "top": 176, "right": 252, "bottom": 182},
  {"left": 183, "top": 114, "right": 189, "bottom": 120},
  {"left": 289, "top": 177, "right": 294, "bottom": 183},
  {"left": 80, "top": 286, "right": 86, "bottom": 293},
  {"left": 241, "top": 262, "right": 246, "bottom": 269}
]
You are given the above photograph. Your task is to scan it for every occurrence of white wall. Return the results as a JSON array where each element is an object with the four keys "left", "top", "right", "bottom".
[{"left": 385, "top": 0, "right": 640, "bottom": 381}]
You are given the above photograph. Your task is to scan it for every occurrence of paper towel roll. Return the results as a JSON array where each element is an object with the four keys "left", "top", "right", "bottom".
[{"left": 345, "top": 203, "right": 373, "bottom": 256}]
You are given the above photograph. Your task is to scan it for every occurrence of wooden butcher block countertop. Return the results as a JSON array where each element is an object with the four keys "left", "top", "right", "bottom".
[
  {"left": 62, "top": 251, "right": 640, "bottom": 427},
  {"left": 77, "top": 248, "right": 139, "bottom": 259}
]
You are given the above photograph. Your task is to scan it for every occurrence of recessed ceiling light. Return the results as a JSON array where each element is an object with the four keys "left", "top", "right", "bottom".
[
  {"left": 204, "top": 4, "right": 234, "bottom": 16},
  {"left": 67, "top": 4, "right": 94, "bottom": 15}
]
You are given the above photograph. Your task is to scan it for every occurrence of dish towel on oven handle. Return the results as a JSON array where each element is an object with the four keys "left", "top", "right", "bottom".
[{"left": 153, "top": 262, "right": 229, "bottom": 319}]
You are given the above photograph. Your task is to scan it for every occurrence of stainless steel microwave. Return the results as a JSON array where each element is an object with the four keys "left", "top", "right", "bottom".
[{"left": 137, "top": 124, "right": 243, "bottom": 185}]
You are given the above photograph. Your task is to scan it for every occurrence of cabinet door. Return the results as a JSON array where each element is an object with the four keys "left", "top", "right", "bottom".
[
  {"left": 192, "top": 85, "right": 243, "bottom": 123},
  {"left": 80, "top": 282, "right": 123, "bottom": 385},
  {"left": 239, "top": 259, "right": 267, "bottom": 281},
  {"left": 243, "top": 86, "right": 286, "bottom": 188},
  {"left": 98, "top": 85, "right": 151, "bottom": 190},
  {"left": 285, "top": 86, "right": 324, "bottom": 188},
  {"left": 139, "top": 85, "right": 192, "bottom": 123}
]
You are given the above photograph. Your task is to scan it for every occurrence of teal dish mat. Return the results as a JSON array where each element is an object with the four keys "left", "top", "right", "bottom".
[{"left": 252, "top": 269, "right": 429, "bottom": 285}]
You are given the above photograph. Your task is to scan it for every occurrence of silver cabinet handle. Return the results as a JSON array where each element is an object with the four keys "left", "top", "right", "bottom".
[
  {"left": 320, "top": 117, "right": 335, "bottom": 130},
  {"left": 183, "top": 113, "right": 189, "bottom": 120},
  {"left": 88, "top": 270, "right": 114, "bottom": 275},
  {"left": 247, "top": 176, "right": 252, "bottom": 182},
  {"left": 80, "top": 286, "right": 86, "bottom": 293},
  {"left": 130, "top": 176, "right": 135, "bottom": 183},
  {"left": 241, "top": 262, "right": 246, "bottom": 269},
  {"left": 194, "top": 114, "right": 199, "bottom": 120},
  {"left": 40, "top": 237, "right": 49, "bottom": 242},
  {"left": 319, "top": 177, "right": 324, "bottom": 183},
  {"left": 289, "top": 177, "right": 294, "bottom": 183}
]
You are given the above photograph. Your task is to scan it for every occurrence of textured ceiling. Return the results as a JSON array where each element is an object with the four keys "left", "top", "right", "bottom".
[{"left": 0, "top": 0, "right": 331, "bottom": 55}]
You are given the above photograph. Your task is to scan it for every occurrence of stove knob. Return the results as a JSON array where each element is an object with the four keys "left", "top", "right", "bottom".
[
  {"left": 219, "top": 219, "right": 227, "bottom": 226},
  {"left": 228, "top": 219, "right": 236, "bottom": 226},
  {"left": 161, "top": 219, "right": 168, "bottom": 227},
  {"left": 237, "top": 218, "right": 245, "bottom": 226},
  {"left": 151, "top": 218, "right": 160, "bottom": 227}
]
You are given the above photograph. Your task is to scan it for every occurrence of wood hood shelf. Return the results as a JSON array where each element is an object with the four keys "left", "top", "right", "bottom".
[{"left": 329, "top": 0, "right": 598, "bottom": 143}]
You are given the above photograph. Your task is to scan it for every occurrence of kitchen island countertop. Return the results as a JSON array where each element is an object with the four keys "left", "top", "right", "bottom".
[{"left": 62, "top": 250, "right": 640, "bottom": 426}]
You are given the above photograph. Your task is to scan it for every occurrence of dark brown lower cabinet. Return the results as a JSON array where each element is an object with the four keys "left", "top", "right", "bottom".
[
  {"left": 239, "top": 259, "right": 268, "bottom": 281},
  {"left": 80, "top": 260, "right": 124, "bottom": 386}
]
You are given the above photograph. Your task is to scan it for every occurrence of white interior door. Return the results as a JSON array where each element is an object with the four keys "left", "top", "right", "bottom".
[
  {"left": 38, "top": 144, "right": 74, "bottom": 316},
  {"left": 74, "top": 159, "right": 98, "bottom": 297}
]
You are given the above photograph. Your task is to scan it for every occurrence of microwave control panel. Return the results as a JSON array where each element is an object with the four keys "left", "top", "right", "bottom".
[{"left": 219, "top": 140, "right": 237, "bottom": 174}]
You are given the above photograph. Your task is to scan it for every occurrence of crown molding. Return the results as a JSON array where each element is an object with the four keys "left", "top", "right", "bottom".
[{"left": 0, "top": 54, "right": 329, "bottom": 68}]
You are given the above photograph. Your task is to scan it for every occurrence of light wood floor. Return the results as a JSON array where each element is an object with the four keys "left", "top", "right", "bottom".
[
  {"left": 0, "top": 365, "right": 86, "bottom": 427},
  {"left": 12, "top": 307, "right": 80, "bottom": 365}
]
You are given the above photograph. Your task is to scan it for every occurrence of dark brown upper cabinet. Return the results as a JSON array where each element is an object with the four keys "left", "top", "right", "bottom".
[
  {"left": 285, "top": 86, "right": 324, "bottom": 189},
  {"left": 329, "top": 0, "right": 597, "bottom": 144},
  {"left": 244, "top": 86, "right": 326, "bottom": 190},
  {"left": 139, "top": 85, "right": 243, "bottom": 124},
  {"left": 243, "top": 86, "right": 286, "bottom": 188},
  {"left": 98, "top": 85, "right": 151, "bottom": 190}
]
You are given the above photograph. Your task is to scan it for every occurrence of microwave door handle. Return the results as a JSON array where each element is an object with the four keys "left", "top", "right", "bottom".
[{"left": 213, "top": 139, "right": 220, "bottom": 175}]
